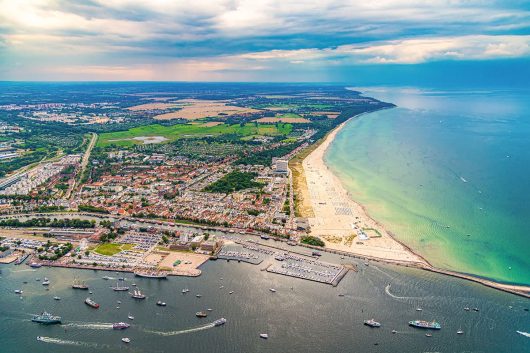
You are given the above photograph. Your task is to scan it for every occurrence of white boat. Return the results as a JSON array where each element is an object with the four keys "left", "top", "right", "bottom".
[
  {"left": 121, "top": 337, "right": 131, "bottom": 343},
  {"left": 269, "top": 288, "right": 276, "bottom": 293},
  {"left": 260, "top": 333, "right": 269, "bottom": 339},
  {"left": 229, "top": 291, "right": 234, "bottom": 294},
  {"left": 42, "top": 278, "right": 50, "bottom": 286},
  {"left": 196, "top": 294, "right": 202, "bottom": 298},
  {"left": 364, "top": 319, "right": 381, "bottom": 328},
  {"left": 181, "top": 288, "right": 189, "bottom": 294},
  {"left": 53, "top": 296, "right": 61, "bottom": 300},
  {"left": 457, "top": 329, "right": 464, "bottom": 334},
  {"left": 14, "top": 289, "right": 23, "bottom": 294},
  {"left": 392, "top": 330, "right": 397, "bottom": 334},
  {"left": 416, "top": 308, "right": 422, "bottom": 311},
  {"left": 128, "top": 313, "right": 134, "bottom": 320}
]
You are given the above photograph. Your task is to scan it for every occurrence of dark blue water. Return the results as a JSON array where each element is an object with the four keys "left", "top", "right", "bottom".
[{"left": 1, "top": 246, "right": 529, "bottom": 353}]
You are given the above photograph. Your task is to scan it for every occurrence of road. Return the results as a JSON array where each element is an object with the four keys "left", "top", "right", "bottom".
[{"left": 66, "top": 132, "right": 97, "bottom": 199}]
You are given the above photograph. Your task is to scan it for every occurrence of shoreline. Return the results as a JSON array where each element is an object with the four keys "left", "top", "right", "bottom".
[{"left": 298, "top": 110, "right": 530, "bottom": 298}]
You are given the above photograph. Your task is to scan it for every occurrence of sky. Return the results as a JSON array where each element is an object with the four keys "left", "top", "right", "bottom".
[{"left": 1, "top": 0, "right": 530, "bottom": 86}]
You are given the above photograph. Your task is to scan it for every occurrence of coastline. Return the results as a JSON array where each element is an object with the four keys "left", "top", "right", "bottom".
[{"left": 298, "top": 111, "right": 530, "bottom": 298}]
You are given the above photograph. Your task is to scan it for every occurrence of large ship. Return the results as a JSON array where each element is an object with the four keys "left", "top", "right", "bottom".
[
  {"left": 113, "top": 322, "right": 130, "bottom": 330},
  {"left": 408, "top": 320, "right": 441, "bottom": 330},
  {"left": 112, "top": 282, "right": 129, "bottom": 291},
  {"left": 85, "top": 297, "right": 100, "bottom": 309},
  {"left": 32, "top": 311, "right": 61, "bottom": 325},
  {"left": 130, "top": 289, "right": 146, "bottom": 299},
  {"left": 134, "top": 271, "right": 167, "bottom": 279},
  {"left": 72, "top": 278, "right": 89, "bottom": 290},
  {"left": 214, "top": 318, "right": 227, "bottom": 326}
]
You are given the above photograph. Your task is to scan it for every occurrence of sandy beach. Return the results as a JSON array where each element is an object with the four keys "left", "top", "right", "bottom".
[{"left": 301, "top": 118, "right": 427, "bottom": 265}]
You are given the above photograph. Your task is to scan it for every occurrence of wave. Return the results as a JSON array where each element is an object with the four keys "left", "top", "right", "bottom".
[{"left": 144, "top": 322, "right": 216, "bottom": 336}]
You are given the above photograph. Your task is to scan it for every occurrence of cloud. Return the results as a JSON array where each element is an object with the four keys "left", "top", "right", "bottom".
[
  {"left": 235, "top": 35, "right": 530, "bottom": 64},
  {"left": 1, "top": 1, "right": 530, "bottom": 80}
]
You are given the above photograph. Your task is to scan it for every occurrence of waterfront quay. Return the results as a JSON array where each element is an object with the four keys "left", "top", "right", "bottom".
[{"left": 219, "top": 236, "right": 347, "bottom": 286}]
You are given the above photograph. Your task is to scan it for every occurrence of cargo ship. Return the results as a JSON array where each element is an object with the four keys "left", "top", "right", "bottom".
[
  {"left": 408, "top": 320, "right": 441, "bottom": 330},
  {"left": 31, "top": 311, "right": 61, "bottom": 325},
  {"left": 85, "top": 297, "right": 100, "bottom": 309}
]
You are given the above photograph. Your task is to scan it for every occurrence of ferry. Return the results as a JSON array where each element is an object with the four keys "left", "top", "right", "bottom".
[
  {"left": 196, "top": 311, "right": 208, "bottom": 318},
  {"left": 214, "top": 318, "right": 227, "bottom": 326},
  {"left": 112, "top": 282, "right": 129, "bottom": 291},
  {"left": 130, "top": 289, "right": 146, "bottom": 299},
  {"left": 85, "top": 297, "right": 100, "bottom": 309},
  {"left": 32, "top": 311, "right": 61, "bottom": 325},
  {"left": 408, "top": 320, "right": 441, "bottom": 330},
  {"left": 72, "top": 279, "right": 89, "bottom": 290},
  {"left": 113, "top": 322, "right": 130, "bottom": 330},
  {"left": 364, "top": 319, "right": 381, "bottom": 328}
]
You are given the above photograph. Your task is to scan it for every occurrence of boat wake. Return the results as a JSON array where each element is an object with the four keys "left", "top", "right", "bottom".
[
  {"left": 36, "top": 336, "right": 103, "bottom": 348},
  {"left": 63, "top": 321, "right": 114, "bottom": 330},
  {"left": 516, "top": 331, "right": 530, "bottom": 338},
  {"left": 385, "top": 284, "right": 423, "bottom": 301},
  {"left": 144, "top": 322, "right": 216, "bottom": 336}
]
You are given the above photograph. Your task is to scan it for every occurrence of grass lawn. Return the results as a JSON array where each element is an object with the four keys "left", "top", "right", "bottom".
[
  {"left": 97, "top": 122, "right": 292, "bottom": 148},
  {"left": 93, "top": 243, "right": 133, "bottom": 256}
]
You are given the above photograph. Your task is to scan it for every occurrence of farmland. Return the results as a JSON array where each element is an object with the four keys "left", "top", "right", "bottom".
[{"left": 97, "top": 122, "right": 293, "bottom": 147}]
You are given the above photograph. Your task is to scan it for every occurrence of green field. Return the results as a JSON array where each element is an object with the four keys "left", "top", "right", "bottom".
[
  {"left": 93, "top": 243, "right": 134, "bottom": 256},
  {"left": 97, "top": 122, "right": 292, "bottom": 147}
]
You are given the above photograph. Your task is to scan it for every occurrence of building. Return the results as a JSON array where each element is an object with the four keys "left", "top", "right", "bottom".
[{"left": 275, "top": 159, "right": 289, "bottom": 174}]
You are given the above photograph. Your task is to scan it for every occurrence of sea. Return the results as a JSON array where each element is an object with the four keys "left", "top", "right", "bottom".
[
  {"left": 326, "top": 87, "right": 530, "bottom": 286},
  {"left": 0, "top": 245, "right": 529, "bottom": 353}
]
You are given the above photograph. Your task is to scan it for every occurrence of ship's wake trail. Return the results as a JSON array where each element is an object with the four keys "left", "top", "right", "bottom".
[
  {"left": 517, "top": 331, "right": 530, "bottom": 338},
  {"left": 36, "top": 336, "right": 102, "bottom": 348},
  {"left": 63, "top": 321, "right": 114, "bottom": 330},
  {"left": 385, "top": 284, "right": 423, "bottom": 301},
  {"left": 144, "top": 322, "right": 215, "bottom": 336}
]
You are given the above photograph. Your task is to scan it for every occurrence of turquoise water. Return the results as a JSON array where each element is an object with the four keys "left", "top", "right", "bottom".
[{"left": 326, "top": 87, "right": 530, "bottom": 285}]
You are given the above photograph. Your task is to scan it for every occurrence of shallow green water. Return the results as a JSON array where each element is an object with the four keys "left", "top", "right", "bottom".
[{"left": 326, "top": 87, "right": 530, "bottom": 285}]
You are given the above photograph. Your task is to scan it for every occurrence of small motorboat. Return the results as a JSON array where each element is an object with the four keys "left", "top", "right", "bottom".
[
  {"left": 457, "top": 329, "right": 464, "bottom": 334},
  {"left": 128, "top": 313, "right": 134, "bottom": 320},
  {"left": 121, "top": 337, "right": 131, "bottom": 343},
  {"left": 196, "top": 294, "right": 202, "bottom": 298},
  {"left": 260, "top": 333, "right": 269, "bottom": 339},
  {"left": 473, "top": 308, "right": 479, "bottom": 312},
  {"left": 425, "top": 333, "right": 432, "bottom": 337},
  {"left": 229, "top": 291, "right": 234, "bottom": 294},
  {"left": 14, "top": 289, "right": 23, "bottom": 294},
  {"left": 207, "top": 308, "right": 213, "bottom": 311},
  {"left": 464, "top": 307, "right": 470, "bottom": 311},
  {"left": 53, "top": 296, "right": 61, "bottom": 300},
  {"left": 36, "top": 336, "right": 44, "bottom": 341},
  {"left": 392, "top": 330, "right": 397, "bottom": 334},
  {"left": 156, "top": 301, "right": 167, "bottom": 306},
  {"left": 42, "top": 278, "right": 50, "bottom": 286},
  {"left": 416, "top": 308, "right": 422, "bottom": 311},
  {"left": 269, "top": 288, "right": 276, "bottom": 293},
  {"left": 181, "top": 288, "right": 189, "bottom": 294},
  {"left": 196, "top": 311, "right": 208, "bottom": 318}
]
